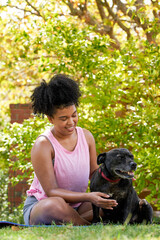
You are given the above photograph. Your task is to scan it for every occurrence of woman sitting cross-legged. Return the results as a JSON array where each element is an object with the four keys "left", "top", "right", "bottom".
[{"left": 23, "top": 74, "right": 118, "bottom": 226}]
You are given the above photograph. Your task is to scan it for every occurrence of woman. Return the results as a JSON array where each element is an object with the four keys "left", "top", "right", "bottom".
[{"left": 23, "top": 74, "right": 117, "bottom": 226}]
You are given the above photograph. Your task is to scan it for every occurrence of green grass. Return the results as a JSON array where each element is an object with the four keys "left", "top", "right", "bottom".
[{"left": 0, "top": 224, "right": 160, "bottom": 240}]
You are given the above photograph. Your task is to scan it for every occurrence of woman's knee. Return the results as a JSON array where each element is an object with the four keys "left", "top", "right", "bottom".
[
  {"left": 43, "top": 197, "right": 68, "bottom": 214},
  {"left": 30, "top": 197, "right": 68, "bottom": 225}
]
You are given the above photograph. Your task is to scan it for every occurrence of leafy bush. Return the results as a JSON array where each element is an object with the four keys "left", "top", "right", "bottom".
[
  {"left": 0, "top": 116, "right": 51, "bottom": 183},
  {"left": 0, "top": 169, "right": 10, "bottom": 220},
  {"left": 0, "top": 169, "right": 24, "bottom": 222},
  {"left": 0, "top": 116, "right": 51, "bottom": 221}
]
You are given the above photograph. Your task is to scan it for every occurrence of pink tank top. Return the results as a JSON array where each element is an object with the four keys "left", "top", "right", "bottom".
[{"left": 27, "top": 127, "right": 90, "bottom": 207}]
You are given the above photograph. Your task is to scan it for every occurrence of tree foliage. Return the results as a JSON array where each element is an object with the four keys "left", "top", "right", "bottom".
[
  {"left": 0, "top": 0, "right": 160, "bottom": 125},
  {"left": 1, "top": 0, "right": 160, "bottom": 49},
  {"left": 63, "top": 0, "right": 160, "bottom": 48}
]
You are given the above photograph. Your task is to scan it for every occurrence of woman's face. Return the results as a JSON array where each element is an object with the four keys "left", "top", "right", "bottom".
[{"left": 48, "top": 105, "right": 78, "bottom": 136}]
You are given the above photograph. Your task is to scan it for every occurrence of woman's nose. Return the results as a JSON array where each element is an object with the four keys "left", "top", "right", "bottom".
[{"left": 67, "top": 117, "right": 74, "bottom": 125}]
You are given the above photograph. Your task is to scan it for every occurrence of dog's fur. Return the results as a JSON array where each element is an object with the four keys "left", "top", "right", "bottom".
[{"left": 90, "top": 148, "right": 153, "bottom": 224}]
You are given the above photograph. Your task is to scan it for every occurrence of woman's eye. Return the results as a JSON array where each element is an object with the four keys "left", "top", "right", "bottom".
[{"left": 61, "top": 117, "right": 67, "bottom": 121}]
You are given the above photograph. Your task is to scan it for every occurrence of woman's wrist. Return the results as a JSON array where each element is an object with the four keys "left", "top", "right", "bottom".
[{"left": 84, "top": 192, "right": 93, "bottom": 203}]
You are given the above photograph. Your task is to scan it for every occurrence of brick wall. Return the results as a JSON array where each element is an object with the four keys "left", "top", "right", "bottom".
[
  {"left": 10, "top": 103, "right": 32, "bottom": 124},
  {"left": 8, "top": 104, "right": 33, "bottom": 208}
]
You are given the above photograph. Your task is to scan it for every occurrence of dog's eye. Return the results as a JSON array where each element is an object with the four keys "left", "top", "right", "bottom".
[
  {"left": 116, "top": 155, "right": 123, "bottom": 163},
  {"left": 116, "top": 154, "right": 122, "bottom": 159},
  {"left": 116, "top": 160, "right": 122, "bottom": 165}
]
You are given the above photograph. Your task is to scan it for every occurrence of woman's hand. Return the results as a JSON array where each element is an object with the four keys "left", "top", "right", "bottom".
[{"left": 88, "top": 192, "right": 118, "bottom": 210}]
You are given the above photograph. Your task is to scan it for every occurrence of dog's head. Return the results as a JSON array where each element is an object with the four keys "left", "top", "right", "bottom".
[{"left": 98, "top": 148, "right": 137, "bottom": 179}]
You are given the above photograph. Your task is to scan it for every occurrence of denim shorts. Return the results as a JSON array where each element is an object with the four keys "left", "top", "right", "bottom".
[
  {"left": 23, "top": 196, "right": 38, "bottom": 225},
  {"left": 23, "top": 195, "right": 79, "bottom": 225}
]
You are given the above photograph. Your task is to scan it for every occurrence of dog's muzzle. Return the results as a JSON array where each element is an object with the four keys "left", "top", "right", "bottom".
[
  {"left": 114, "top": 162, "right": 137, "bottom": 179},
  {"left": 130, "top": 162, "right": 137, "bottom": 171}
]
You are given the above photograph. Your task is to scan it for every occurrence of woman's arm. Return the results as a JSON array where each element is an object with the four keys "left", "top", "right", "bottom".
[{"left": 83, "top": 129, "right": 98, "bottom": 179}]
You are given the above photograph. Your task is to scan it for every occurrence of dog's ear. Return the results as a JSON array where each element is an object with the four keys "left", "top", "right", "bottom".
[{"left": 97, "top": 153, "right": 107, "bottom": 165}]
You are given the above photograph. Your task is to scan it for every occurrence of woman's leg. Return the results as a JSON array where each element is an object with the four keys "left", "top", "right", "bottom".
[
  {"left": 77, "top": 202, "right": 93, "bottom": 222},
  {"left": 29, "top": 197, "right": 90, "bottom": 226},
  {"left": 78, "top": 202, "right": 104, "bottom": 222}
]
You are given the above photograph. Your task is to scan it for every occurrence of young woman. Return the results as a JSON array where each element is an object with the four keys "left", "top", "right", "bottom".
[{"left": 23, "top": 74, "right": 117, "bottom": 226}]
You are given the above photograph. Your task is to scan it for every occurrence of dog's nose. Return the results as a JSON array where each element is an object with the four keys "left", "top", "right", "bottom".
[{"left": 130, "top": 162, "right": 137, "bottom": 170}]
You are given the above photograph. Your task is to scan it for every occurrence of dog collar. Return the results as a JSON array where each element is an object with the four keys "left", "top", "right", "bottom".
[{"left": 99, "top": 168, "right": 120, "bottom": 183}]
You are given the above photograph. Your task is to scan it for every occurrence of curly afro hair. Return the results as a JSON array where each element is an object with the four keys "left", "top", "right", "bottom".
[{"left": 31, "top": 74, "right": 81, "bottom": 117}]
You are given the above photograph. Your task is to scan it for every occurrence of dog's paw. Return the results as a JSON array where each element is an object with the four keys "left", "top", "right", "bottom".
[
  {"left": 91, "top": 217, "right": 101, "bottom": 225},
  {"left": 138, "top": 199, "right": 153, "bottom": 224},
  {"left": 91, "top": 222, "right": 102, "bottom": 225},
  {"left": 139, "top": 199, "right": 148, "bottom": 207}
]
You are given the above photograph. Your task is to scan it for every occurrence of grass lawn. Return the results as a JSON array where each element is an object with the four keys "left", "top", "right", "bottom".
[{"left": 0, "top": 224, "right": 160, "bottom": 240}]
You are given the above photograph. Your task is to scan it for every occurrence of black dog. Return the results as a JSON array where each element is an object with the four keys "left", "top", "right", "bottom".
[{"left": 90, "top": 148, "right": 153, "bottom": 224}]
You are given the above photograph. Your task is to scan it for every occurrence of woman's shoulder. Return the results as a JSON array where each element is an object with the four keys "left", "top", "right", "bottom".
[
  {"left": 80, "top": 127, "right": 95, "bottom": 146},
  {"left": 32, "top": 129, "right": 52, "bottom": 148},
  {"left": 35, "top": 135, "right": 49, "bottom": 145},
  {"left": 31, "top": 134, "right": 53, "bottom": 155}
]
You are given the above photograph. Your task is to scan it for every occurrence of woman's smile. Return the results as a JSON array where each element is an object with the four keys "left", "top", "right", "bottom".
[{"left": 66, "top": 126, "right": 75, "bottom": 132}]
